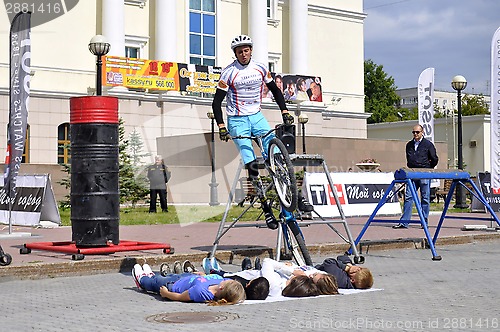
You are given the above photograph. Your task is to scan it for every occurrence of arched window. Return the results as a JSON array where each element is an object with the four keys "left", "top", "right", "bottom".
[{"left": 58, "top": 123, "right": 70, "bottom": 164}]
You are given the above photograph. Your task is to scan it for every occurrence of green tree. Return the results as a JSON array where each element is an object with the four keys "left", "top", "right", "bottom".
[
  {"left": 461, "top": 94, "right": 489, "bottom": 116},
  {"left": 118, "top": 119, "right": 149, "bottom": 206},
  {"left": 364, "top": 59, "right": 401, "bottom": 123},
  {"left": 128, "top": 127, "right": 151, "bottom": 168}
]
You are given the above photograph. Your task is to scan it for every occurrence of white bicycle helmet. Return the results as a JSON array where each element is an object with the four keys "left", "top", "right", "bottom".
[{"left": 230, "top": 35, "right": 253, "bottom": 51}]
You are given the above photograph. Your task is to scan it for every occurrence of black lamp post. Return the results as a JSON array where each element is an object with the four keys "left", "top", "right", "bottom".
[
  {"left": 298, "top": 113, "right": 309, "bottom": 172},
  {"left": 298, "top": 113, "right": 309, "bottom": 154},
  {"left": 451, "top": 75, "right": 468, "bottom": 209},
  {"left": 207, "top": 111, "right": 219, "bottom": 206},
  {"left": 88, "top": 35, "right": 110, "bottom": 96}
]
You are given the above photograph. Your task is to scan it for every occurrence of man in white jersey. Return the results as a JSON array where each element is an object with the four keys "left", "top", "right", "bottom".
[{"left": 211, "top": 35, "right": 295, "bottom": 229}]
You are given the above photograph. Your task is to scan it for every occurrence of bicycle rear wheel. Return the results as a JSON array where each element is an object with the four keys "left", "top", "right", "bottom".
[
  {"left": 285, "top": 221, "right": 312, "bottom": 266},
  {"left": 268, "top": 138, "right": 297, "bottom": 212}
]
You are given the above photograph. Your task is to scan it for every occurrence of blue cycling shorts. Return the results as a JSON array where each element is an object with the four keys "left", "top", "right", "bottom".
[{"left": 227, "top": 112, "right": 275, "bottom": 164}]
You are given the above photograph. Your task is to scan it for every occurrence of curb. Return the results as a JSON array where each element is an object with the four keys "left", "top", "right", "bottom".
[{"left": 1, "top": 232, "right": 499, "bottom": 281}]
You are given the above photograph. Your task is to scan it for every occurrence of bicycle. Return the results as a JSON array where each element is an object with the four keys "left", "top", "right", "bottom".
[{"left": 231, "top": 124, "right": 313, "bottom": 266}]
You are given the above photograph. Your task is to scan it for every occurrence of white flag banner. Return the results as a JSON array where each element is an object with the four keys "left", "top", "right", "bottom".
[
  {"left": 418, "top": 68, "right": 439, "bottom": 188},
  {"left": 418, "top": 67, "right": 435, "bottom": 142},
  {"left": 491, "top": 27, "right": 500, "bottom": 192}
]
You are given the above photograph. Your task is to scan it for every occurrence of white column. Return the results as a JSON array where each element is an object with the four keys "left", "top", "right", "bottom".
[
  {"left": 102, "top": 0, "right": 125, "bottom": 57},
  {"left": 248, "top": 1, "right": 268, "bottom": 66},
  {"left": 289, "top": 0, "right": 308, "bottom": 74},
  {"left": 155, "top": 0, "right": 177, "bottom": 61}
]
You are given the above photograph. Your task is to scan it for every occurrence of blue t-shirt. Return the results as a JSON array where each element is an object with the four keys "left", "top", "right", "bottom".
[{"left": 172, "top": 274, "right": 227, "bottom": 302}]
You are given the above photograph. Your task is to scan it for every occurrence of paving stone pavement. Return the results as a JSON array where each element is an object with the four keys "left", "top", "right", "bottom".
[{"left": 1, "top": 239, "right": 500, "bottom": 331}]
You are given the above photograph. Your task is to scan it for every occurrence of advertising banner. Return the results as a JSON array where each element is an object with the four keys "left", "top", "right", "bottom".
[
  {"left": 472, "top": 172, "right": 500, "bottom": 213},
  {"left": 303, "top": 172, "right": 401, "bottom": 218},
  {"left": 5, "top": 12, "right": 31, "bottom": 203},
  {"left": 490, "top": 27, "right": 500, "bottom": 192},
  {"left": 272, "top": 74, "right": 323, "bottom": 102},
  {"left": 103, "top": 56, "right": 221, "bottom": 94},
  {"left": 418, "top": 67, "right": 435, "bottom": 141},
  {"left": 0, "top": 174, "right": 61, "bottom": 226},
  {"left": 418, "top": 68, "right": 440, "bottom": 189}
]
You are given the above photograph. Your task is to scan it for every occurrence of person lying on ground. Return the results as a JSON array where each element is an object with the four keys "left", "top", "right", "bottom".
[
  {"left": 132, "top": 263, "right": 246, "bottom": 305},
  {"left": 314, "top": 255, "right": 373, "bottom": 289},
  {"left": 203, "top": 257, "right": 338, "bottom": 297}
]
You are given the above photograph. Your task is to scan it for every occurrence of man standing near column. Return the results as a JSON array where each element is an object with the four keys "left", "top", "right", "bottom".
[{"left": 393, "top": 124, "right": 439, "bottom": 229}]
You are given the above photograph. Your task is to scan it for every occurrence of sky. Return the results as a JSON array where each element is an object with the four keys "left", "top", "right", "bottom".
[{"left": 363, "top": 0, "right": 500, "bottom": 95}]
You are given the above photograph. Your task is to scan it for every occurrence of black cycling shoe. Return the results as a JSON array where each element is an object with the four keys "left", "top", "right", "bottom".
[
  {"left": 298, "top": 196, "right": 314, "bottom": 212},
  {"left": 264, "top": 211, "right": 279, "bottom": 230},
  {"left": 254, "top": 257, "right": 262, "bottom": 270},
  {"left": 241, "top": 257, "right": 253, "bottom": 270}
]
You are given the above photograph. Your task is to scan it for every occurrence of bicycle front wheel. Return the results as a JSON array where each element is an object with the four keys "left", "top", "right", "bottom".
[
  {"left": 285, "top": 221, "right": 313, "bottom": 266},
  {"left": 268, "top": 138, "right": 298, "bottom": 212}
]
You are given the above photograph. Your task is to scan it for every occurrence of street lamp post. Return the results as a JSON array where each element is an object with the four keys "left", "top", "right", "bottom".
[
  {"left": 207, "top": 112, "right": 219, "bottom": 206},
  {"left": 298, "top": 113, "right": 309, "bottom": 154},
  {"left": 298, "top": 113, "right": 309, "bottom": 172},
  {"left": 88, "top": 35, "right": 110, "bottom": 96},
  {"left": 451, "top": 75, "right": 468, "bottom": 209}
]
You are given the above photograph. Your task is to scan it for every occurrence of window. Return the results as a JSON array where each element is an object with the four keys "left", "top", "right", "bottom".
[
  {"left": 58, "top": 123, "right": 70, "bottom": 164},
  {"left": 125, "top": 46, "right": 139, "bottom": 59},
  {"left": 189, "top": 0, "right": 216, "bottom": 66},
  {"left": 125, "top": 35, "right": 149, "bottom": 59},
  {"left": 267, "top": 0, "right": 280, "bottom": 27}
]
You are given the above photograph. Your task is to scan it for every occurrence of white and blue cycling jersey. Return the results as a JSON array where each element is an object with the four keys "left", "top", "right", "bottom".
[{"left": 217, "top": 59, "right": 273, "bottom": 117}]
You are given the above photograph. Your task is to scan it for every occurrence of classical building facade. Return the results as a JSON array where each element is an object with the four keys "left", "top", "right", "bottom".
[{"left": 0, "top": 0, "right": 367, "bottom": 202}]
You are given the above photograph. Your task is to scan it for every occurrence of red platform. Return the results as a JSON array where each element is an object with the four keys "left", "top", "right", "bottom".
[{"left": 21, "top": 240, "right": 174, "bottom": 260}]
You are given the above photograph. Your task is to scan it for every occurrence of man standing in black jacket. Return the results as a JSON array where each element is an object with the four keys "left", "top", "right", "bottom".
[
  {"left": 147, "top": 155, "right": 171, "bottom": 213},
  {"left": 394, "top": 124, "right": 439, "bottom": 229}
]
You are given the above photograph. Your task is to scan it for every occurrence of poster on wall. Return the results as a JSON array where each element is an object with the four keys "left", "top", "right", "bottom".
[
  {"left": 271, "top": 74, "right": 323, "bottom": 102},
  {"left": 103, "top": 56, "right": 221, "bottom": 94},
  {"left": 302, "top": 172, "right": 401, "bottom": 218}
]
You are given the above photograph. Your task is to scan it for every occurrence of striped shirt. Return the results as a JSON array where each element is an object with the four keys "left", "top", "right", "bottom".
[{"left": 217, "top": 59, "right": 273, "bottom": 116}]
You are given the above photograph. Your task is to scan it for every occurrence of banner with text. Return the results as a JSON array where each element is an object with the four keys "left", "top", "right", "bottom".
[
  {"left": 5, "top": 12, "right": 31, "bottom": 203},
  {"left": 418, "top": 67, "right": 435, "bottom": 142},
  {"left": 474, "top": 172, "right": 500, "bottom": 213},
  {"left": 0, "top": 174, "right": 61, "bottom": 226},
  {"left": 490, "top": 27, "right": 500, "bottom": 192},
  {"left": 103, "top": 56, "right": 221, "bottom": 94},
  {"left": 303, "top": 172, "right": 401, "bottom": 218}
]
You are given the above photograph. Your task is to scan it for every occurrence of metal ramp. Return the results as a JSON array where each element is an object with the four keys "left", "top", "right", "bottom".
[
  {"left": 210, "top": 153, "right": 363, "bottom": 264},
  {"left": 348, "top": 168, "right": 500, "bottom": 261}
]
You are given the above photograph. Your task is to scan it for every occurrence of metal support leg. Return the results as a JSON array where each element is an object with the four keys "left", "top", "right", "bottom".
[
  {"left": 321, "top": 160, "right": 361, "bottom": 260},
  {"left": 210, "top": 161, "right": 244, "bottom": 258}
]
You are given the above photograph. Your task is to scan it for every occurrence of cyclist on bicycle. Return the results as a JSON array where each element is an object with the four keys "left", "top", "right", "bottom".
[{"left": 211, "top": 34, "right": 294, "bottom": 230}]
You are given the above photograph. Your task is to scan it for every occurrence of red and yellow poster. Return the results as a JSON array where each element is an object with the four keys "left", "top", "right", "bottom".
[
  {"left": 103, "top": 56, "right": 180, "bottom": 91},
  {"left": 102, "top": 56, "right": 221, "bottom": 94}
]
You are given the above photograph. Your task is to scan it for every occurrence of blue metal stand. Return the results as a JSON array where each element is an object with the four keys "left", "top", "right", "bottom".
[{"left": 348, "top": 168, "right": 500, "bottom": 261}]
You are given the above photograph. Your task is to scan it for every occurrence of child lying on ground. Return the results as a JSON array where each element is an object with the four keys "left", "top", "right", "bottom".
[
  {"left": 132, "top": 263, "right": 246, "bottom": 305},
  {"left": 315, "top": 255, "right": 373, "bottom": 289}
]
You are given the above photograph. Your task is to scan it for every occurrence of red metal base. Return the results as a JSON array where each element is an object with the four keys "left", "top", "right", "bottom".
[{"left": 23, "top": 240, "right": 173, "bottom": 255}]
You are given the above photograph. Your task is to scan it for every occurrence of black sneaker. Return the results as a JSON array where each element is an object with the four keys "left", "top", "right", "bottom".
[
  {"left": 264, "top": 211, "right": 279, "bottom": 230},
  {"left": 241, "top": 257, "right": 253, "bottom": 270},
  {"left": 298, "top": 196, "right": 314, "bottom": 212}
]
